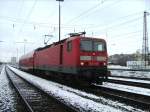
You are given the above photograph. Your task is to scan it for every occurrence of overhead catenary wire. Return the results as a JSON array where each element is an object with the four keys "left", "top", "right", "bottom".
[
  {"left": 86, "top": 11, "right": 144, "bottom": 29},
  {"left": 0, "top": 16, "right": 98, "bottom": 29},
  {"left": 0, "top": 1, "right": 148, "bottom": 40},
  {"left": 65, "top": 0, "right": 121, "bottom": 25},
  {"left": 0, "top": 10, "right": 146, "bottom": 32},
  {"left": 0, "top": 14, "right": 145, "bottom": 42},
  {"left": 53, "top": 11, "right": 144, "bottom": 36},
  {"left": 44, "top": 16, "right": 144, "bottom": 39},
  {"left": 64, "top": 2, "right": 104, "bottom": 24},
  {"left": 88, "top": 9, "right": 150, "bottom": 31},
  {"left": 108, "top": 30, "right": 142, "bottom": 39},
  {"left": 90, "top": 30, "right": 142, "bottom": 40},
  {"left": 64, "top": 0, "right": 110, "bottom": 24},
  {"left": 87, "top": 16, "right": 143, "bottom": 34},
  {"left": 0, "top": 8, "right": 148, "bottom": 26},
  {"left": 18, "top": 0, "right": 37, "bottom": 35}
]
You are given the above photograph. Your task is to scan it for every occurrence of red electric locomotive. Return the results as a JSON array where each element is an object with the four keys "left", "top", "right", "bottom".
[{"left": 19, "top": 32, "right": 109, "bottom": 84}]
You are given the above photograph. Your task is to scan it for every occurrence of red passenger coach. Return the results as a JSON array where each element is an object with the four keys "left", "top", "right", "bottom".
[
  {"left": 19, "top": 51, "right": 35, "bottom": 71},
  {"left": 19, "top": 32, "right": 109, "bottom": 83}
]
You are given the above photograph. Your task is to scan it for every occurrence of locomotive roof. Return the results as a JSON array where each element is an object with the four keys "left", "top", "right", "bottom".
[
  {"left": 20, "top": 51, "right": 35, "bottom": 60},
  {"left": 35, "top": 36, "right": 82, "bottom": 51},
  {"left": 36, "top": 38, "right": 67, "bottom": 51},
  {"left": 35, "top": 36, "right": 106, "bottom": 51}
]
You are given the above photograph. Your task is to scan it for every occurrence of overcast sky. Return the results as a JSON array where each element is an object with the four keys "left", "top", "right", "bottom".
[{"left": 0, "top": 0, "right": 150, "bottom": 62}]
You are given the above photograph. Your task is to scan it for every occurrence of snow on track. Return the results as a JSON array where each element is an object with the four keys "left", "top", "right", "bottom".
[
  {"left": 110, "top": 70, "right": 150, "bottom": 79},
  {"left": 109, "top": 77, "right": 150, "bottom": 84},
  {"left": 0, "top": 65, "right": 23, "bottom": 111},
  {"left": 108, "top": 65, "right": 130, "bottom": 69},
  {"left": 8, "top": 66, "right": 143, "bottom": 112},
  {"left": 108, "top": 65, "right": 150, "bottom": 79},
  {"left": 102, "top": 82, "right": 150, "bottom": 96}
]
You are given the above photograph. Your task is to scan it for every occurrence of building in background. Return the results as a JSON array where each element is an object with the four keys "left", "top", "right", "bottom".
[
  {"left": 11, "top": 57, "right": 17, "bottom": 65},
  {"left": 127, "top": 61, "right": 148, "bottom": 69}
]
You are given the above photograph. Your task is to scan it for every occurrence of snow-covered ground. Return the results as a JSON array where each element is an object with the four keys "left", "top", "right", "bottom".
[
  {"left": 0, "top": 65, "right": 16, "bottom": 111},
  {"left": 110, "top": 70, "right": 150, "bottom": 79},
  {"left": 8, "top": 65, "right": 144, "bottom": 112},
  {"left": 109, "top": 77, "right": 150, "bottom": 84},
  {"left": 108, "top": 65, "right": 130, "bottom": 69},
  {"left": 0, "top": 65, "right": 25, "bottom": 111},
  {"left": 108, "top": 65, "right": 150, "bottom": 79},
  {"left": 102, "top": 82, "right": 150, "bottom": 96}
]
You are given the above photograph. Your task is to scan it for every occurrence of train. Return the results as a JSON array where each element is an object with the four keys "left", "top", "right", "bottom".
[{"left": 19, "top": 32, "right": 110, "bottom": 84}]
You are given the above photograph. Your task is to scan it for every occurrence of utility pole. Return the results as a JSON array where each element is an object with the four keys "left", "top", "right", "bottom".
[
  {"left": 142, "top": 11, "right": 149, "bottom": 67},
  {"left": 16, "top": 39, "right": 33, "bottom": 55},
  {"left": 16, "top": 48, "right": 18, "bottom": 62},
  {"left": 56, "top": 0, "right": 64, "bottom": 42},
  {"left": 23, "top": 39, "right": 27, "bottom": 55}
]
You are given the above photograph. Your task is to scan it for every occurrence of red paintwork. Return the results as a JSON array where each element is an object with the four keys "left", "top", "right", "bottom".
[
  {"left": 34, "top": 37, "right": 80, "bottom": 68},
  {"left": 63, "top": 37, "right": 80, "bottom": 67},
  {"left": 35, "top": 44, "right": 60, "bottom": 67},
  {"left": 79, "top": 37, "right": 107, "bottom": 67},
  {"left": 19, "top": 35, "right": 108, "bottom": 73},
  {"left": 19, "top": 51, "right": 35, "bottom": 70}
]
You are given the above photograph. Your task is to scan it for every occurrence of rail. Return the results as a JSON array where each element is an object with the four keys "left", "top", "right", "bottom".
[
  {"left": 108, "top": 68, "right": 150, "bottom": 72},
  {"left": 92, "top": 84, "right": 150, "bottom": 110},
  {"left": 6, "top": 66, "right": 76, "bottom": 112},
  {"left": 107, "top": 77, "right": 150, "bottom": 89},
  {"left": 6, "top": 67, "right": 34, "bottom": 112}
]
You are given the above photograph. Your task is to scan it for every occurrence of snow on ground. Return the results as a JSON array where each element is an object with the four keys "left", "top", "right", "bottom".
[
  {"left": 102, "top": 82, "right": 150, "bottom": 96},
  {"left": 109, "top": 77, "right": 150, "bottom": 84},
  {"left": 8, "top": 65, "right": 144, "bottom": 112},
  {"left": 108, "top": 65, "right": 150, "bottom": 79},
  {"left": 110, "top": 70, "right": 150, "bottom": 79},
  {"left": 108, "top": 65, "right": 130, "bottom": 69},
  {"left": 0, "top": 65, "right": 18, "bottom": 111}
]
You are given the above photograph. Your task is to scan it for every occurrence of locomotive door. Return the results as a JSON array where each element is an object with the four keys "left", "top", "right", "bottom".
[{"left": 60, "top": 45, "right": 63, "bottom": 64}]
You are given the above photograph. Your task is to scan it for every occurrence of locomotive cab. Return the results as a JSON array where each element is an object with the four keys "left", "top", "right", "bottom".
[{"left": 79, "top": 37, "right": 108, "bottom": 82}]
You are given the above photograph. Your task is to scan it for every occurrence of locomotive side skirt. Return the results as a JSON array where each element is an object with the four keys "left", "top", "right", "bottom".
[{"left": 34, "top": 65, "right": 107, "bottom": 75}]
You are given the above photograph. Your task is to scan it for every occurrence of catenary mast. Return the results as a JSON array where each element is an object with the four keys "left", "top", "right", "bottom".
[{"left": 142, "top": 11, "right": 149, "bottom": 67}]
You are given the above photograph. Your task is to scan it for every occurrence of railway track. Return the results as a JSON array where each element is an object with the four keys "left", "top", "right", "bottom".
[
  {"left": 108, "top": 68, "right": 150, "bottom": 72},
  {"left": 91, "top": 83, "right": 150, "bottom": 111},
  {"left": 5, "top": 66, "right": 76, "bottom": 112},
  {"left": 93, "top": 75, "right": 150, "bottom": 110},
  {"left": 7, "top": 65, "right": 149, "bottom": 111},
  {"left": 107, "top": 76, "right": 150, "bottom": 89},
  {"left": 8, "top": 65, "right": 136, "bottom": 112},
  {"left": 110, "top": 75, "right": 150, "bottom": 81}
]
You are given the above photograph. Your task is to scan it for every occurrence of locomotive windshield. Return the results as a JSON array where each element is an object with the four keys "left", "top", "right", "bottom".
[{"left": 80, "top": 40, "right": 105, "bottom": 52}]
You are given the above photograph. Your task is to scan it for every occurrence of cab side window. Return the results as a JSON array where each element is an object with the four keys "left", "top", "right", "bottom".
[{"left": 67, "top": 41, "right": 72, "bottom": 52}]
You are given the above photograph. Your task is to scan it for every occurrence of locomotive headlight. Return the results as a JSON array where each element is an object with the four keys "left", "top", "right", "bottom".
[
  {"left": 103, "top": 62, "right": 106, "bottom": 66},
  {"left": 80, "top": 62, "right": 84, "bottom": 66}
]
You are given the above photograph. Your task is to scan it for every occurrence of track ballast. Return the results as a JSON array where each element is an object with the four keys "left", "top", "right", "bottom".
[{"left": 6, "top": 66, "right": 76, "bottom": 112}]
